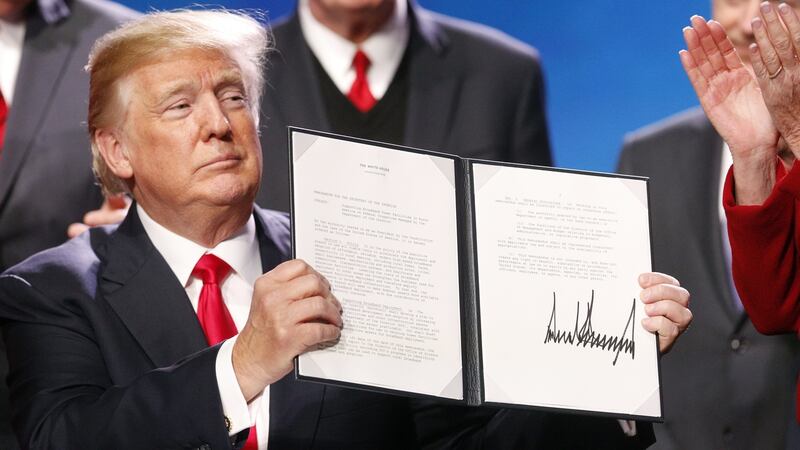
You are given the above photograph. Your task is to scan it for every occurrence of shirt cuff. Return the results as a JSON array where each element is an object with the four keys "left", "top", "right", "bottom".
[
  {"left": 617, "top": 419, "right": 637, "bottom": 437},
  {"left": 216, "top": 335, "right": 264, "bottom": 436}
]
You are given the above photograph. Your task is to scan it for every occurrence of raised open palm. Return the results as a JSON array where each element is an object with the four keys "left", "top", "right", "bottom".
[{"left": 680, "top": 16, "right": 779, "bottom": 159}]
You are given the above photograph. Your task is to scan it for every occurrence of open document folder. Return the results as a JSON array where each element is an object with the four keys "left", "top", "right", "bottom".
[{"left": 289, "top": 127, "right": 662, "bottom": 421}]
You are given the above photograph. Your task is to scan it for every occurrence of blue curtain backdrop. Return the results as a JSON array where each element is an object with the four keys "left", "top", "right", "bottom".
[{"left": 119, "top": 0, "right": 711, "bottom": 172}]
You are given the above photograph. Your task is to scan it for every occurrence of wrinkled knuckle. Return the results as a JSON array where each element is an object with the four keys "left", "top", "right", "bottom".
[
  {"left": 311, "top": 297, "right": 327, "bottom": 315},
  {"left": 775, "top": 38, "right": 793, "bottom": 54},
  {"left": 767, "top": 54, "right": 782, "bottom": 67},
  {"left": 721, "top": 45, "right": 736, "bottom": 57},
  {"left": 309, "top": 326, "right": 326, "bottom": 344}
]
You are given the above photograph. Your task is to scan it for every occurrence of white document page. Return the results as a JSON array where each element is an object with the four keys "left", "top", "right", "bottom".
[
  {"left": 472, "top": 163, "right": 659, "bottom": 417},
  {"left": 293, "top": 131, "right": 464, "bottom": 399}
]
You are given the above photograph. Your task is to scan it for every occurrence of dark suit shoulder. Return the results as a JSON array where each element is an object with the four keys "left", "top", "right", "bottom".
[
  {"left": 423, "top": 9, "right": 540, "bottom": 64},
  {"left": 69, "top": 0, "right": 140, "bottom": 27},
  {"left": 623, "top": 107, "right": 711, "bottom": 149},
  {"left": 268, "top": 13, "right": 295, "bottom": 39},
  {"left": 0, "top": 227, "right": 112, "bottom": 298},
  {"left": 617, "top": 107, "right": 718, "bottom": 173}
]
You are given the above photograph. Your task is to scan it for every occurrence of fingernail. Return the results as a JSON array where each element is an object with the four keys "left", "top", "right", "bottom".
[
  {"left": 780, "top": 3, "right": 791, "bottom": 14},
  {"left": 645, "top": 304, "right": 656, "bottom": 314},
  {"left": 640, "top": 290, "right": 650, "bottom": 302},
  {"left": 753, "top": 17, "right": 763, "bottom": 29},
  {"left": 750, "top": 42, "right": 760, "bottom": 54},
  {"left": 762, "top": 2, "right": 773, "bottom": 14}
]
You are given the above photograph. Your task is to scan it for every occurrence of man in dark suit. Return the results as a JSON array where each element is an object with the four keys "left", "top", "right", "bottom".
[
  {"left": 0, "top": 8, "right": 692, "bottom": 449},
  {"left": 258, "top": 0, "right": 552, "bottom": 212},
  {"left": 0, "top": 0, "right": 137, "bottom": 272},
  {"left": 0, "top": 1, "right": 136, "bottom": 448},
  {"left": 618, "top": 109, "right": 799, "bottom": 449},
  {"left": 617, "top": 4, "right": 800, "bottom": 446}
]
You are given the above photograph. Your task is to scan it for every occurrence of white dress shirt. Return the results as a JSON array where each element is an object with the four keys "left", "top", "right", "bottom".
[
  {"left": 719, "top": 143, "right": 742, "bottom": 310},
  {"left": 298, "top": 0, "right": 409, "bottom": 100},
  {"left": 138, "top": 205, "right": 269, "bottom": 449},
  {"left": 0, "top": 18, "right": 25, "bottom": 105}
]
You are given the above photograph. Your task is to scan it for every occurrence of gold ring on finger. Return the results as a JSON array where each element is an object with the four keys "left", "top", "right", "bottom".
[{"left": 769, "top": 65, "right": 784, "bottom": 79}]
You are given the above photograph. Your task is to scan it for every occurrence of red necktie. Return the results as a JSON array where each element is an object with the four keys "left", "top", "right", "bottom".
[
  {"left": 192, "top": 254, "right": 259, "bottom": 450},
  {"left": 0, "top": 89, "right": 7, "bottom": 154},
  {"left": 347, "top": 50, "right": 377, "bottom": 113}
]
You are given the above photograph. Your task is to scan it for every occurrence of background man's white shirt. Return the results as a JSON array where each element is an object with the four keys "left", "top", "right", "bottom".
[
  {"left": 0, "top": 18, "right": 25, "bottom": 104},
  {"left": 298, "top": 0, "right": 409, "bottom": 100}
]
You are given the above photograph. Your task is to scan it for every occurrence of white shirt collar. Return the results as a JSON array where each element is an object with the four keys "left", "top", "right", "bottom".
[
  {"left": 719, "top": 142, "right": 733, "bottom": 225},
  {"left": 0, "top": 19, "right": 26, "bottom": 105},
  {"left": 298, "top": 0, "right": 410, "bottom": 99},
  {"left": 137, "top": 204, "right": 262, "bottom": 287}
]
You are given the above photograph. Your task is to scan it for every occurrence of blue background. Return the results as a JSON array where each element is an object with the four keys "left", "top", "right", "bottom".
[{"left": 119, "top": 0, "right": 711, "bottom": 172}]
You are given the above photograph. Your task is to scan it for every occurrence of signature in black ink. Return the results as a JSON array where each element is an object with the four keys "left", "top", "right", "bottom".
[{"left": 543, "top": 291, "right": 636, "bottom": 366}]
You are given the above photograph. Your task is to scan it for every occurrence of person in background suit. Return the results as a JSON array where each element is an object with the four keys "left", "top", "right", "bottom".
[
  {"left": 258, "top": 0, "right": 552, "bottom": 212},
  {"left": 0, "top": 9, "right": 693, "bottom": 449},
  {"left": 0, "top": 0, "right": 137, "bottom": 271},
  {"left": 0, "top": 0, "right": 136, "bottom": 448},
  {"left": 617, "top": 1, "right": 800, "bottom": 449}
]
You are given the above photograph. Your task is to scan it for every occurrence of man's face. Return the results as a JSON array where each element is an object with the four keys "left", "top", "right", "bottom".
[
  {"left": 116, "top": 48, "right": 261, "bottom": 214},
  {"left": 713, "top": 0, "right": 800, "bottom": 65},
  {"left": 0, "top": 0, "right": 33, "bottom": 21}
]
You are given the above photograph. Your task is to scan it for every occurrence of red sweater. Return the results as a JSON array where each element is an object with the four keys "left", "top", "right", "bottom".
[{"left": 724, "top": 159, "right": 800, "bottom": 420}]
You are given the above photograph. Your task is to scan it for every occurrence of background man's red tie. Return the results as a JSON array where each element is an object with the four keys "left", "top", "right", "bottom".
[
  {"left": 0, "top": 89, "right": 8, "bottom": 155},
  {"left": 347, "top": 50, "right": 377, "bottom": 113},
  {"left": 192, "top": 254, "right": 258, "bottom": 450}
]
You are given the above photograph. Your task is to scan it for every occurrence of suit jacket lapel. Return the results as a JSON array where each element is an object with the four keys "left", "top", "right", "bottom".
[
  {"left": 99, "top": 207, "right": 208, "bottom": 368},
  {"left": 0, "top": 13, "right": 78, "bottom": 208},
  {"left": 403, "top": 3, "right": 460, "bottom": 151}
]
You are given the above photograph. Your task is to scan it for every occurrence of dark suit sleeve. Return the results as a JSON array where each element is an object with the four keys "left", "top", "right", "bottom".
[
  {"left": 411, "top": 400, "right": 654, "bottom": 449},
  {"left": 0, "top": 276, "right": 233, "bottom": 450},
  {"left": 507, "top": 56, "right": 552, "bottom": 167}
]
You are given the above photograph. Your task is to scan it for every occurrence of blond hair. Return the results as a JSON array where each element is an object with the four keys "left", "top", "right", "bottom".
[{"left": 86, "top": 10, "right": 270, "bottom": 195}]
